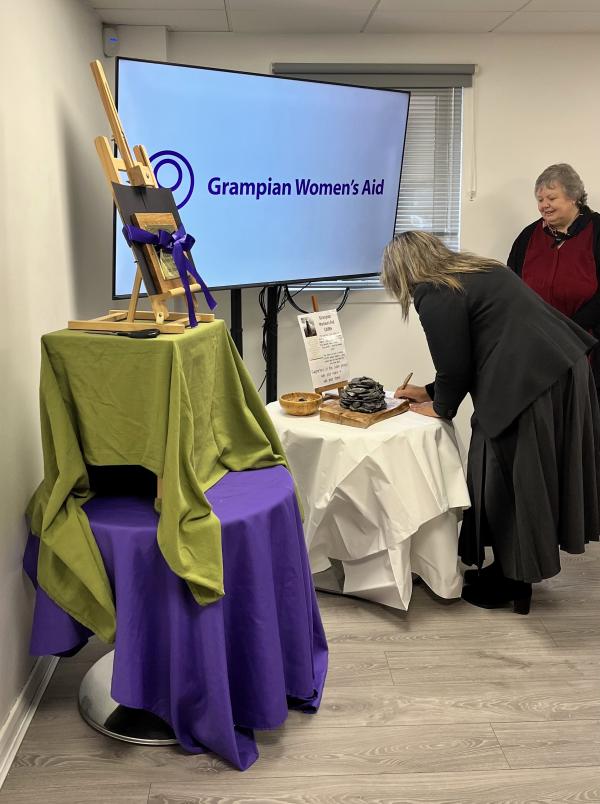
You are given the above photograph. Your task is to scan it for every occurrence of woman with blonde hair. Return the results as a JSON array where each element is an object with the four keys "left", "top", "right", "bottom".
[{"left": 382, "top": 231, "right": 600, "bottom": 613}]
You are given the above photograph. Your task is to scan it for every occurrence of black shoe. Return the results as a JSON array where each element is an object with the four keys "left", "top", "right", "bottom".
[
  {"left": 463, "top": 562, "right": 503, "bottom": 585},
  {"left": 461, "top": 579, "right": 532, "bottom": 614}
]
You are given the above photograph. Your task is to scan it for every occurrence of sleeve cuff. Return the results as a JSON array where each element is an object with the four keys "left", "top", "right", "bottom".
[
  {"left": 425, "top": 382, "right": 435, "bottom": 400},
  {"left": 432, "top": 401, "right": 456, "bottom": 420}
]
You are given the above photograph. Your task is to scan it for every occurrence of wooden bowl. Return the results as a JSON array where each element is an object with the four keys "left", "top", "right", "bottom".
[{"left": 279, "top": 391, "right": 322, "bottom": 416}]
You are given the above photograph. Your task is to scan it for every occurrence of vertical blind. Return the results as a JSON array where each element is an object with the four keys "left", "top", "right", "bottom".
[{"left": 396, "top": 87, "right": 463, "bottom": 249}]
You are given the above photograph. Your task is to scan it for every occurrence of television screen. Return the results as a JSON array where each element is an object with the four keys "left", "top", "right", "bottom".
[{"left": 114, "top": 57, "right": 410, "bottom": 295}]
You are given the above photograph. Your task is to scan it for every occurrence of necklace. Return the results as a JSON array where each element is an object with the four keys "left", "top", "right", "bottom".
[{"left": 545, "top": 212, "right": 582, "bottom": 245}]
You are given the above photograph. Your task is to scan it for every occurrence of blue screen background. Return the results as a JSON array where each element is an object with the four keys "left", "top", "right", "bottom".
[{"left": 115, "top": 59, "right": 409, "bottom": 294}]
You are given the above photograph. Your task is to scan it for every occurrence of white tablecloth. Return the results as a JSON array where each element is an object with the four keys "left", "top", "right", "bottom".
[{"left": 266, "top": 403, "right": 471, "bottom": 609}]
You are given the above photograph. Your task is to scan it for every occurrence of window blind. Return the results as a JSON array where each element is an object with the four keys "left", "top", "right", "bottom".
[{"left": 395, "top": 87, "right": 462, "bottom": 249}]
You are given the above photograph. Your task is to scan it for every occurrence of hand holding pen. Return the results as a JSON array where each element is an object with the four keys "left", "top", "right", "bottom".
[{"left": 394, "top": 372, "right": 432, "bottom": 403}]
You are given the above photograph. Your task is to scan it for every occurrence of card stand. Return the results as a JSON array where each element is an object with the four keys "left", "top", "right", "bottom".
[
  {"left": 69, "top": 61, "right": 215, "bottom": 335},
  {"left": 309, "top": 295, "right": 348, "bottom": 398}
]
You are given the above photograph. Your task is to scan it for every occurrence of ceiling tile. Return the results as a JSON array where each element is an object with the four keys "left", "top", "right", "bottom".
[
  {"left": 526, "top": 0, "right": 600, "bottom": 9},
  {"left": 227, "top": 0, "right": 376, "bottom": 11},
  {"left": 496, "top": 10, "right": 600, "bottom": 31},
  {"left": 93, "top": 8, "right": 229, "bottom": 30},
  {"left": 86, "top": 0, "right": 600, "bottom": 34},
  {"left": 366, "top": 10, "right": 512, "bottom": 32},
  {"left": 229, "top": 3, "right": 369, "bottom": 34},
  {"left": 377, "top": 0, "right": 525, "bottom": 10},
  {"left": 89, "top": 0, "right": 223, "bottom": 8}
]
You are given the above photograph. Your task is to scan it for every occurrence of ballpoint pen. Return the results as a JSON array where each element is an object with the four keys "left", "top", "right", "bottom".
[{"left": 399, "top": 371, "right": 413, "bottom": 390}]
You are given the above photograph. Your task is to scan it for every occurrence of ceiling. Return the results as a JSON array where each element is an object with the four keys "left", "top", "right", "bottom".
[{"left": 85, "top": 0, "right": 600, "bottom": 35}]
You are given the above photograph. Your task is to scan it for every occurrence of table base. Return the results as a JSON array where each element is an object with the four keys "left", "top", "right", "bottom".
[
  {"left": 78, "top": 651, "right": 178, "bottom": 746},
  {"left": 311, "top": 511, "right": 463, "bottom": 609}
]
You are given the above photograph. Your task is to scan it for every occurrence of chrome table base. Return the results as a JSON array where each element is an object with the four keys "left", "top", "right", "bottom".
[{"left": 78, "top": 650, "right": 178, "bottom": 745}]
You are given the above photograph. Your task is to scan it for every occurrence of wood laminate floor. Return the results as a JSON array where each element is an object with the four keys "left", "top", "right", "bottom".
[{"left": 2, "top": 545, "right": 599, "bottom": 803}]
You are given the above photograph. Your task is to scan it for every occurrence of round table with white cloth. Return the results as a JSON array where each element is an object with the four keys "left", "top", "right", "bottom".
[{"left": 266, "top": 403, "right": 471, "bottom": 610}]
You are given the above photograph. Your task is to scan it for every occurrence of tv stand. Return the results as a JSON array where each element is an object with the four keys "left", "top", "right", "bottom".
[
  {"left": 265, "top": 285, "right": 280, "bottom": 403},
  {"left": 229, "top": 286, "right": 278, "bottom": 402},
  {"left": 230, "top": 288, "right": 243, "bottom": 357}
]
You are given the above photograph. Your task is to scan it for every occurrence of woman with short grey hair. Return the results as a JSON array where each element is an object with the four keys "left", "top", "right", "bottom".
[
  {"left": 534, "top": 163, "right": 588, "bottom": 208},
  {"left": 508, "top": 163, "right": 600, "bottom": 389}
]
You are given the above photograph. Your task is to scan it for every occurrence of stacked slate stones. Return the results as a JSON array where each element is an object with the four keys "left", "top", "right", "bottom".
[{"left": 339, "top": 377, "right": 386, "bottom": 413}]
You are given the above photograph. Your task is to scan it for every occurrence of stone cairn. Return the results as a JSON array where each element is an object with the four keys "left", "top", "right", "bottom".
[{"left": 339, "top": 376, "right": 386, "bottom": 413}]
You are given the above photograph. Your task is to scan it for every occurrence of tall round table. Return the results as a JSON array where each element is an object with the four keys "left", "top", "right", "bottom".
[{"left": 24, "top": 466, "right": 327, "bottom": 770}]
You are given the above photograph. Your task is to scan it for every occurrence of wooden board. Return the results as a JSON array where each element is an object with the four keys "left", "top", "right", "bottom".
[{"left": 319, "top": 397, "right": 410, "bottom": 428}]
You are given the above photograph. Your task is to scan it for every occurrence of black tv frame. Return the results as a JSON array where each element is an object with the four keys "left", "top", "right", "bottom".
[{"left": 113, "top": 55, "right": 410, "bottom": 299}]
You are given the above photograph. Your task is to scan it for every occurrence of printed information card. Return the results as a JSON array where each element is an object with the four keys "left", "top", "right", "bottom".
[{"left": 298, "top": 310, "right": 349, "bottom": 391}]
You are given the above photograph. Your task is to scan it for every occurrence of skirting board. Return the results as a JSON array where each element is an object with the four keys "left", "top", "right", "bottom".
[{"left": 0, "top": 656, "right": 59, "bottom": 789}]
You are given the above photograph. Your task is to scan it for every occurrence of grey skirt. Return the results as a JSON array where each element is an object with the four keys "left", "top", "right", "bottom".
[{"left": 459, "top": 355, "right": 600, "bottom": 582}]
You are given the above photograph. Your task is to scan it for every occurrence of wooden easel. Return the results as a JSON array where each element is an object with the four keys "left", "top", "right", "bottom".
[{"left": 68, "top": 60, "right": 214, "bottom": 334}]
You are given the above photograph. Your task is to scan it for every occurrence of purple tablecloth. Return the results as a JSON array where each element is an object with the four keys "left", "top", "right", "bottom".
[{"left": 24, "top": 465, "right": 328, "bottom": 770}]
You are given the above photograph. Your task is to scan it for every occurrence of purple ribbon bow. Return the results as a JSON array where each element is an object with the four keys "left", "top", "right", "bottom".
[{"left": 123, "top": 224, "right": 217, "bottom": 328}]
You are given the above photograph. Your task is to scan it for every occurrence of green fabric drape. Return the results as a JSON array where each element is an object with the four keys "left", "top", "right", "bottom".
[{"left": 27, "top": 322, "right": 288, "bottom": 642}]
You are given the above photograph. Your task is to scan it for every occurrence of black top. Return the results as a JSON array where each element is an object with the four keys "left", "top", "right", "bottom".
[
  {"left": 414, "top": 267, "right": 596, "bottom": 438},
  {"left": 507, "top": 207, "right": 600, "bottom": 331}
]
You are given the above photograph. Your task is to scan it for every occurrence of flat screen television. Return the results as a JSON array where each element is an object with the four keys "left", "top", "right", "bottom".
[{"left": 114, "top": 57, "right": 410, "bottom": 296}]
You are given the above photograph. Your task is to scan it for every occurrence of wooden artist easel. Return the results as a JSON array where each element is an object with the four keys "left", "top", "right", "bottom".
[{"left": 68, "top": 60, "right": 214, "bottom": 334}]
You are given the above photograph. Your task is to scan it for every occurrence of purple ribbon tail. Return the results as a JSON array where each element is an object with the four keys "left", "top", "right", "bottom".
[
  {"left": 172, "top": 239, "right": 217, "bottom": 329},
  {"left": 171, "top": 242, "right": 199, "bottom": 327}
]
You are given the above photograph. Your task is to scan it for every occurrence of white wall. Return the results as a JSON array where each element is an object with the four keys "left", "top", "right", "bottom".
[
  {"left": 168, "top": 31, "right": 600, "bottom": 446},
  {"left": 0, "top": 4, "right": 176, "bottom": 737},
  {"left": 0, "top": 0, "right": 111, "bottom": 730},
  {"left": 115, "top": 25, "right": 167, "bottom": 62}
]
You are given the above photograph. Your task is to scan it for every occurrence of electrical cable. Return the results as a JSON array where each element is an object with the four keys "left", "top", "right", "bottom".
[
  {"left": 283, "top": 285, "right": 351, "bottom": 313},
  {"left": 258, "top": 284, "right": 285, "bottom": 392}
]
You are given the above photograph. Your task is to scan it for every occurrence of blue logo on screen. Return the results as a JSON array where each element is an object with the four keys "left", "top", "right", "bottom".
[
  {"left": 150, "top": 150, "right": 195, "bottom": 209},
  {"left": 206, "top": 176, "right": 385, "bottom": 200}
]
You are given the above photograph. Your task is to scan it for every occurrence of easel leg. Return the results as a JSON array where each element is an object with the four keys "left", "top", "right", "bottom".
[
  {"left": 127, "top": 267, "right": 143, "bottom": 322},
  {"left": 150, "top": 295, "right": 169, "bottom": 325}
]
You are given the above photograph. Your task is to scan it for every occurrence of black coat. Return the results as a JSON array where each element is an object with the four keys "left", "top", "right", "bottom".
[{"left": 414, "top": 267, "right": 596, "bottom": 438}]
